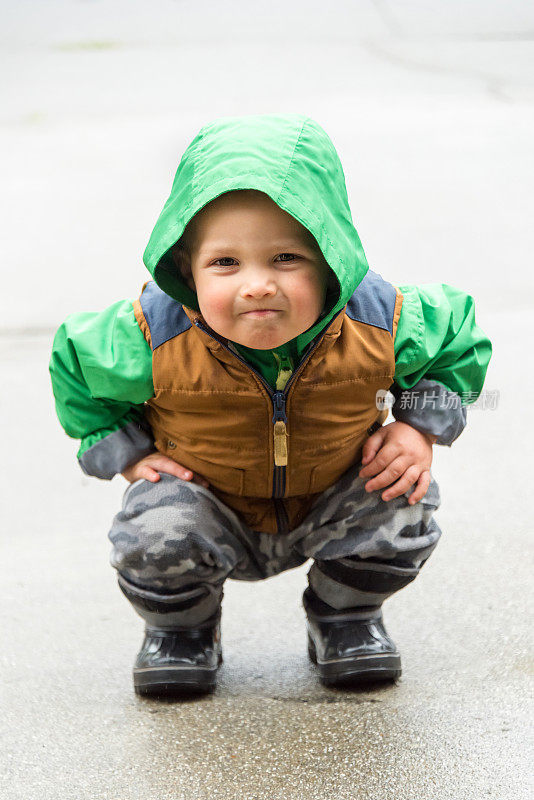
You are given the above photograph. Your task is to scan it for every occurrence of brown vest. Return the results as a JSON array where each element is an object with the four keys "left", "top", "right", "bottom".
[{"left": 133, "top": 272, "right": 403, "bottom": 534}]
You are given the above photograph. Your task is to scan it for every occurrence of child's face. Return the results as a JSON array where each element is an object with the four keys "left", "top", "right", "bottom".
[{"left": 173, "top": 190, "right": 330, "bottom": 349}]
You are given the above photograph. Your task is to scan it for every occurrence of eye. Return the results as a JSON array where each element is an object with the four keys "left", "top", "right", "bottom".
[
  {"left": 211, "top": 257, "right": 237, "bottom": 267},
  {"left": 275, "top": 253, "right": 299, "bottom": 262}
]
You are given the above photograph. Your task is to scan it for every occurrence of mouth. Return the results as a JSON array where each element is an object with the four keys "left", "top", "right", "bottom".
[{"left": 240, "top": 309, "right": 282, "bottom": 318}]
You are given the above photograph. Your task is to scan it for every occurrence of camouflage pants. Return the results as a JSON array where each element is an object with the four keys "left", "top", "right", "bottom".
[{"left": 108, "top": 464, "right": 441, "bottom": 628}]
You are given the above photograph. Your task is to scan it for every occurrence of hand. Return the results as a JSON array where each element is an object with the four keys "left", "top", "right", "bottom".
[
  {"left": 358, "top": 421, "right": 437, "bottom": 505},
  {"left": 121, "top": 452, "right": 210, "bottom": 488}
]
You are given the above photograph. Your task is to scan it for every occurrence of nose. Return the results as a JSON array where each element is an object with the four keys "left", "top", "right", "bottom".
[{"left": 239, "top": 266, "right": 277, "bottom": 299}]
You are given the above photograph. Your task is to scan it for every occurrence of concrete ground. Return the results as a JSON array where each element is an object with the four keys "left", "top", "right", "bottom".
[{"left": 1, "top": 2, "right": 533, "bottom": 798}]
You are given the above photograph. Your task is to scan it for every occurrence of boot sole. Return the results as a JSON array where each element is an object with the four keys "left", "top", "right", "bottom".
[
  {"left": 308, "top": 634, "right": 401, "bottom": 686},
  {"left": 134, "top": 654, "right": 222, "bottom": 697}
]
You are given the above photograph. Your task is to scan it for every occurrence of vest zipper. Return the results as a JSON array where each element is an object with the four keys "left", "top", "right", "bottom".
[
  {"left": 274, "top": 498, "right": 289, "bottom": 534},
  {"left": 193, "top": 314, "right": 342, "bottom": 530},
  {"left": 272, "top": 391, "right": 288, "bottom": 470},
  {"left": 269, "top": 327, "right": 338, "bottom": 498}
]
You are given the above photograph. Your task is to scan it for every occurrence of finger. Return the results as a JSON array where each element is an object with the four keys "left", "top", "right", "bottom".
[
  {"left": 149, "top": 458, "right": 193, "bottom": 481},
  {"left": 173, "top": 465, "right": 193, "bottom": 480},
  {"left": 407, "top": 470, "right": 431, "bottom": 505},
  {"left": 361, "top": 428, "right": 386, "bottom": 466},
  {"left": 381, "top": 465, "right": 422, "bottom": 501},
  {"left": 151, "top": 459, "right": 209, "bottom": 488},
  {"left": 359, "top": 443, "right": 403, "bottom": 479},
  {"left": 363, "top": 456, "right": 410, "bottom": 493},
  {"left": 139, "top": 466, "right": 161, "bottom": 483}
]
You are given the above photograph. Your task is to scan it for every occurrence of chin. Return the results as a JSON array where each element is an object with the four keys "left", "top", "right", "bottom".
[{"left": 235, "top": 332, "right": 288, "bottom": 350}]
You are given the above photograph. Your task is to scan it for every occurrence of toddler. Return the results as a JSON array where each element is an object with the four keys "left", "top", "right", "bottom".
[{"left": 50, "top": 114, "right": 492, "bottom": 696}]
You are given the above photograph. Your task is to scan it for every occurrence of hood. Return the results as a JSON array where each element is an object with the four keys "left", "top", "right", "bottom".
[{"left": 143, "top": 113, "right": 369, "bottom": 343}]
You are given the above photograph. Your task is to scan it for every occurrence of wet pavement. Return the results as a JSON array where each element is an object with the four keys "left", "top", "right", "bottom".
[{"left": 1, "top": 2, "right": 533, "bottom": 798}]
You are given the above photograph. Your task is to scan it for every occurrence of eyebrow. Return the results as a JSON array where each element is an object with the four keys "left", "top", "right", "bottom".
[{"left": 197, "top": 240, "right": 315, "bottom": 256}]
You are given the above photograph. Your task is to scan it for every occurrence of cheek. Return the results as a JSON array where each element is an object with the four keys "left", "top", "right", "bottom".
[
  {"left": 196, "top": 280, "right": 233, "bottom": 319},
  {"left": 284, "top": 273, "right": 325, "bottom": 315}
]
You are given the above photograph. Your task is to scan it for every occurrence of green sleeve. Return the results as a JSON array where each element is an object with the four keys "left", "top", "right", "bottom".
[
  {"left": 394, "top": 284, "right": 492, "bottom": 404},
  {"left": 49, "top": 299, "right": 154, "bottom": 457}
]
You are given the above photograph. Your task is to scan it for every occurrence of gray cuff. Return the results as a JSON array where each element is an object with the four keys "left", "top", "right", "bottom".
[
  {"left": 79, "top": 420, "right": 156, "bottom": 480},
  {"left": 391, "top": 378, "right": 467, "bottom": 446}
]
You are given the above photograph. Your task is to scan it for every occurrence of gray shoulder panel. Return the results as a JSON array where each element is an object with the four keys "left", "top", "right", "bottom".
[
  {"left": 345, "top": 270, "right": 397, "bottom": 334},
  {"left": 140, "top": 281, "right": 192, "bottom": 350}
]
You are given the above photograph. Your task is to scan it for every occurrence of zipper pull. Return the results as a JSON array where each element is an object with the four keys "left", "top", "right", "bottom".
[{"left": 272, "top": 392, "right": 288, "bottom": 467}]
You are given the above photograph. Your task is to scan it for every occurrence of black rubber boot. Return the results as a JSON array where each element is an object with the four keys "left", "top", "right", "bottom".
[
  {"left": 133, "top": 610, "right": 223, "bottom": 697},
  {"left": 303, "top": 588, "right": 401, "bottom": 687}
]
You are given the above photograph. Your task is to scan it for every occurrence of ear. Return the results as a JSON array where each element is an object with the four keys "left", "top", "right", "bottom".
[{"left": 170, "top": 242, "right": 195, "bottom": 291}]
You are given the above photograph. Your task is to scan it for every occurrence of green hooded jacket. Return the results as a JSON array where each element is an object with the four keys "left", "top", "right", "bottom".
[{"left": 49, "top": 114, "right": 492, "bottom": 474}]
